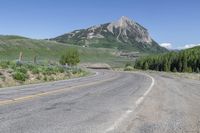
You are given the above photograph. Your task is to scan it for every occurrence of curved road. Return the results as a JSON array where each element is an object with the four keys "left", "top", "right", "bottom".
[{"left": 0, "top": 70, "right": 199, "bottom": 133}]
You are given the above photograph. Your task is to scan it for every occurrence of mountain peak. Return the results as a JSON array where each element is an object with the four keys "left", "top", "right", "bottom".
[
  {"left": 106, "top": 16, "right": 152, "bottom": 43},
  {"left": 108, "top": 16, "right": 136, "bottom": 29},
  {"left": 119, "top": 16, "right": 133, "bottom": 23},
  {"left": 117, "top": 16, "right": 135, "bottom": 28},
  {"left": 52, "top": 17, "right": 168, "bottom": 53}
]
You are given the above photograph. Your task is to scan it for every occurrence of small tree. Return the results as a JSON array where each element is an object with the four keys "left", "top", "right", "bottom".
[
  {"left": 196, "top": 68, "right": 200, "bottom": 73},
  {"left": 143, "top": 62, "right": 149, "bottom": 70},
  {"left": 125, "top": 62, "right": 132, "bottom": 67},
  {"left": 187, "top": 67, "right": 193, "bottom": 73},
  {"left": 172, "top": 67, "right": 177, "bottom": 72},
  {"left": 59, "top": 48, "right": 80, "bottom": 66}
]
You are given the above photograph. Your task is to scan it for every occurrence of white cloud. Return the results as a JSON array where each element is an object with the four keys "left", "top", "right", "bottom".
[
  {"left": 160, "top": 42, "right": 200, "bottom": 50},
  {"left": 160, "top": 43, "right": 172, "bottom": 49},
  {"left": 182, "top": 44, "right": 200, "bottom": 49}
]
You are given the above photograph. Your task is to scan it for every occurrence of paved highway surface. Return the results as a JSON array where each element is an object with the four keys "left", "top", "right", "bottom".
[{"left": 0, "top": 70, "right": 199, "bottom": 133}]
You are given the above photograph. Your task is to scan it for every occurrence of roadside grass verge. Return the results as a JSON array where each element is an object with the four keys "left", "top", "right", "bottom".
[{"left": 0, "top": 61, "right": 89, "bottom": 88}]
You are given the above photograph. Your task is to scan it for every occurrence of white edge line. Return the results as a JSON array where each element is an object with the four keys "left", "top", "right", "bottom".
[
  {"left": 135, "top": 73, "right": 155, "bottom": 107},
  {"left": 105, "top": 73, "right": 155, "bottom": 133}
]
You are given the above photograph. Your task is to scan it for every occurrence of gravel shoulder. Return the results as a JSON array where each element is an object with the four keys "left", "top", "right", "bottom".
[{"left": 120, "top": 72, "right": 200, "bottom": 133}]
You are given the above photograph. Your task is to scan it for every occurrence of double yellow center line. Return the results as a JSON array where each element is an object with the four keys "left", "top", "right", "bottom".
[{"left": 0, "top": 75, "right": 118, "bottom": 106}]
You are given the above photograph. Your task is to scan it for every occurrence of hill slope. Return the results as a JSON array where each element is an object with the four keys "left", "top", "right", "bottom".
[
  {"left": 0, "top": 35, "right": 131, "bottom": 67},
  {"left": 52, "top": 16, "right": 168, "bottom": 53}
]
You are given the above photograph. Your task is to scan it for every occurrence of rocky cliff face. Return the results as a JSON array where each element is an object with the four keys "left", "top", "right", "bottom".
[
  {"left": 107, "top": 16, "right": 152, "bottom": 44},
  {"left": 52, "top": 16, "right": 168, "bottom": 53}
]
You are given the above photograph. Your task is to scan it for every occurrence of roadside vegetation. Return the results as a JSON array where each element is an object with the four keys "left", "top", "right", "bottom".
[
  {"left": 0, "top": 61, "right": 87, "bottom": 88},
  {"left": 124, "top": 62, "right": 134, "bottom": 71},
  {"left": 0, "top": 48, "right": 88, "bottom": 88},
  {"left": 59, "top": 48, "right": 80, "bottom": 66},
  {"left": 134, "top": 46, "right": 200, "bottom": 73}
]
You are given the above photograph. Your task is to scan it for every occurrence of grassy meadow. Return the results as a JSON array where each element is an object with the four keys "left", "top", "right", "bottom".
[{"left": 0, "top": 36, "right": 132, "bottom": 67}]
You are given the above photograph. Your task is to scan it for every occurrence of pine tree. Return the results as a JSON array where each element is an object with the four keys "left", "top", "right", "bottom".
[
  {"left": 143, "top": 62, "right": 149, "bottom": 70},
  {"left": 196, "top": 68, "right": 200, "bottom": 73},
  {"left": 182, "top": 55, "right": 188, "bottom": 72},
  {"left": 173, "top": 67, "right": 177, "bottom": 72}
]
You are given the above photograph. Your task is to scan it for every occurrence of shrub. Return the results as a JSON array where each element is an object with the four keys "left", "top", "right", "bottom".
[
  {"left": 15, "top": 67, "right": 27, "bottom": 74},
  {"left": 0, "top": 73, "right": 6, "bottom": 81},
  {"left": 10, "top": 62, "right": 17, "bottom": 70},
  {"left": 124, "top": 66, "right": 134, "bottom": 71},
  {"left": 36, "top": 75, "right": 41, "bottom": 80},
  {"left": 32, "top": 67, "right": 40, "bottom": 74},
  {"left": 71, "top": 67, "right": 82, "bottom": 74},
  {"left": 58, "top": 67, "right": 65, "bottom": 73},
  {"left": 125, "top": 62, "right": 132, "bottom": 67},
  {"left": 49, "top": 76, "right": 54, "bottom": 81},
  {"left": 41, "top": 67, "right": 53, "bottom": 75},
  {"left": 59, "top": 48, "right": 80, "bottom": 66},
  {"left": 0, "top": 61, "right": 10, "bottom": 69},
  {"left": 12, "top": 72, "right": 28, "bottom": 81},
  {"left": 25, "top": 64, "right": 35, "bottom": 71},
  {"left": 43, "top": 76, "right": 47, "bottom": 81}
]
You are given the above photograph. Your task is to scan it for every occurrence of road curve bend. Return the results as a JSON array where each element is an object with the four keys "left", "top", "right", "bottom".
[{"left": 0, "top": 70, "right": 153, "bottom": 133}]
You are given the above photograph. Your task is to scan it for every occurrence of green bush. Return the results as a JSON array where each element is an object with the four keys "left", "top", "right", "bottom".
[
  {"left": 15, "top": 67, "right": 27, "bottom": 74},
  {"left": 49, "top": 76, "right": 54, "bottom": 81},
  {"left": 36, "top": 75, "right": 41, "bottom": 80},
  {"left": 124, "top": 66, "right": 134, "bottom": 71},
  {"left": 12, "top": 72, "right": 28, "bottom": 81},
  {"left": 0, "top": 61, "right": 10, "bottom": 69},
  {"left": 1, "top": 60, "right": 85, "bottom": 83},
  {"left": 71, "top": 68, "right": 82, "bottom": 74},
  {"left": 25, "top": 64, "right": 35, "bottom": 71},
  {"left": 58, "top": 67, "right": 65, "bottom": 73},
  {"left": 10, "top": 62, "right": 17, "bottom": 70},
  {"left": 41, "top": 67, "right": 56, "bottom": 75},
  {"left": 59, "top": 48, "right": 80, "bottom": 66},
  {"left": 0, "top": 72, "right": 6, "bottom": 81},
  {"left": 125, "top": 62, "right": 132, "bottom": 67},
  {"left": 43, "top": 76, "right": 47, "bottom": 81},
  {"left": 32, "top": 67, "right": 40, "bottom": 74}
]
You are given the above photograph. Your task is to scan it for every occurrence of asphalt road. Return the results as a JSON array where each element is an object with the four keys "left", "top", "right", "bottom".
[{"left": 0, "top": 70, "right": 199, "bottom": 133}]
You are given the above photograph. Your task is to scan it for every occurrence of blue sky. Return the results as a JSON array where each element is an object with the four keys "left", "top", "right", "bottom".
[{"left": 0, "top": 0, "right": 200, "bottom": 49}]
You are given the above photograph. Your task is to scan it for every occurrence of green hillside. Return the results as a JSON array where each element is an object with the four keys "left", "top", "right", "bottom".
[{"left": 0, "top": 35, "right": 131, "bottom": 67}]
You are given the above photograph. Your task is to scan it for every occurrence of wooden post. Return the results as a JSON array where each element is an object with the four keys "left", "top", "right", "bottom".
[
  {"left": 34, "top": 55, "right": 37, "bottom": 64},
  {"left": 19, "top": 52, "right": 23, "bottom": 62}
]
